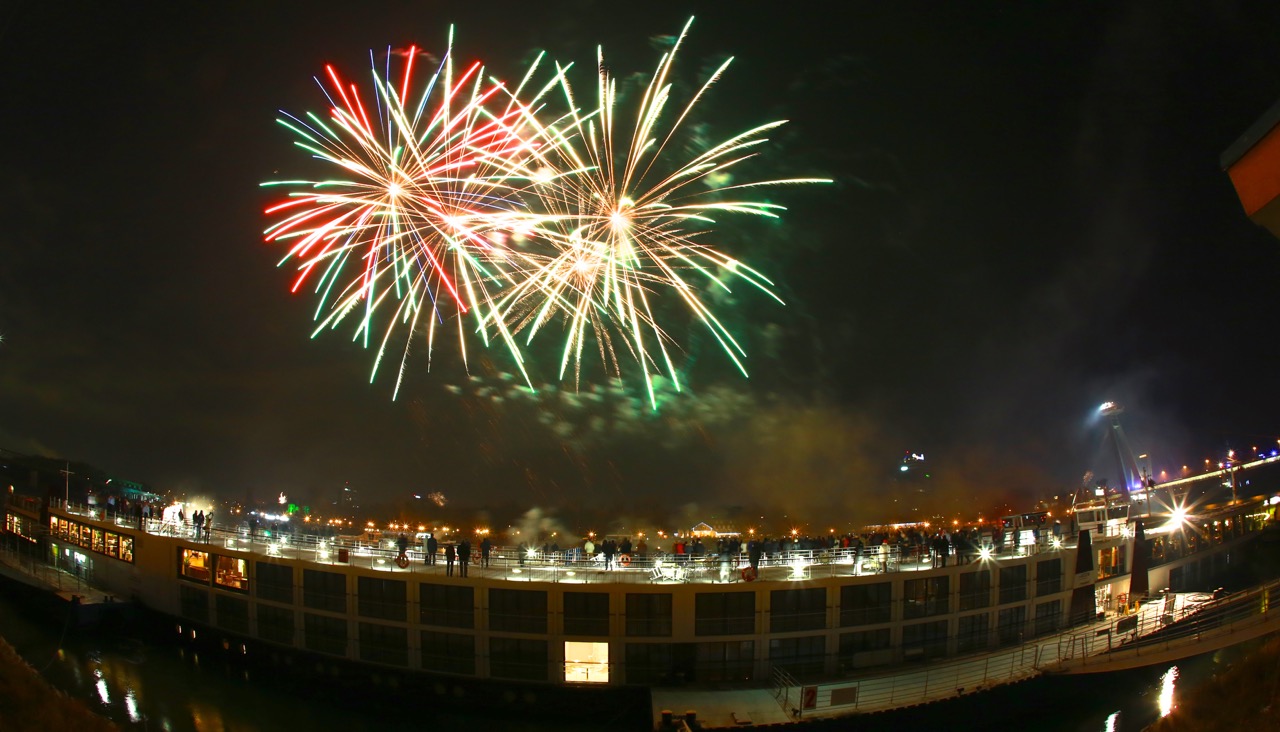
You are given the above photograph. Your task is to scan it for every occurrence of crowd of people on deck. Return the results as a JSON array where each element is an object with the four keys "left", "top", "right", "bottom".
[{"left": 70, "top": 489, "right": 1061, "bottom": 580}]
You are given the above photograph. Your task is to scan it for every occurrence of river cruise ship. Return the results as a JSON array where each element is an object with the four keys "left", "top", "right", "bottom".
[{"left": 4, "top": 461, "right": 1277, "bottom": 725}]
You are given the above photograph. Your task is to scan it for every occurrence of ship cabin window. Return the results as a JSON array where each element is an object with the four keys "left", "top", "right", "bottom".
[
  {"left": 1097, "top": 546, "right": 1125, "bottom": 579},
  {"left": 840, "top": 582, "right": 892, "bottom": 626},
  {"left": 624, "top": 643, "right": 680, "bottom": 684},
  {"left": 490, "top": 637, "right": 547, "bottom": 681},
  {"left": 302, "top": 569, "right": 347, "bottom": 613},
  {"left": 903, "top": 576, "right": 949, "bottom": 619},
  {"left": 420, "top": 583, "right": 474, "bottom": 629},
  {"left": 92, "top": 528, "right": 105, "bottom": 553},
  {"left": 1150, "top": 536, "right": 1167, "bottom": 565},
  {"left": 838, "top": 629, "right": 891, "bottom": 671},
  {"left": 421, "top": 631, "right": 475, "bottom": 676},
  {"left": 119, "top": 536, "right": 134, "bottom": 563},
  {"left": 180, "top": 548, "right": 211, "bottom": 583},
  {"left": 769, "top": 635, "right": 825, "bottom": 678},
  {"left": 257, "top": 603, "right": 294, "bottom": 644},
  {"left": 1034, "top": 600, "right": 1062, "bottom": 636},
  {"left": 902, "top": 620, "right": 947, "bottom": 660},
  {"left": 564, "top": 641, "right": 609, "bottom": 683},
  {"left": 998, "top": 565, "right": 1027, "bottom": 604},
  {"left": 959, "top": 570, "right": 992, "bottom": 610},
  {"left": 1244, "top": 511, "right": 1268, "bottom": 533},
  {"left": 695, "top": 592, "right": 755, "bottom": 636},
  {"left": 957, "top": 613, "right": 990, "bottom": 653},
  {"left": 490, "top": 588, "right": 548, "bottom": 634},
  {"left": 1035, "top": 559, "right": 1062, "bottom": 596},
  {"left": 214, "top": 555, "right": 248, "bottom": 592},
  {"left": 771, "top": 588, "right": 827, "bottom": 633},
  {"left": 303, "top": 612, "right": 348, "bottom": 656},
  {"left": 626, "top": 593, "right": 672, "bottom": 637},
  {"left": 179, "top": 584, "right": 209, "bottom": 622},
  {"left": 359, "top": 622, "right": 408, "bottom": 667},
  {"left": 563, "top": 592, "right": 609, "bottom": 636},
  {"left": 357, "top": 576, "right": 407, "bottom": 622},
  {"left": 256, "top": 562, "right": 293, "bottom": 603},
  {"left": 997, "top": 606, "right": 1026, "bottom": 646},
  {"left": 695, "top": 640, "right": 754, "bottom": 682},
  {"left": 215, "top": 594, "right": 249, "bottom": 634}
]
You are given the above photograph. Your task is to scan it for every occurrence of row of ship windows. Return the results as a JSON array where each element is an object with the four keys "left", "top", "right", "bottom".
[
  {"left": 51, "top": 517, "right": 136, "bottom": 563},
  {"left": 179, "top": 584, "right": 1064, "bottom": 681},
  {"left": 177, "top": 550, "right": 1069, "bottom": 632},
  {"left": 6, "top": 513, "right": 39, "bottom": 542}
]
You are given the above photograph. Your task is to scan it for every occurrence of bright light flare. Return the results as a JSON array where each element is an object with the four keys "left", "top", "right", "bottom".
[{"left": 790, "top": 557, "right": 808, "bottom": 579}]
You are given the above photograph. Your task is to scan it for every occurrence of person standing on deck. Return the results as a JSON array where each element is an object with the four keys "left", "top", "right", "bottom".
[
  {"left": 458, "top": 539, "right": 470, "bottom": 578},
  {"left": 445, "top": 543, "right": 456, "bottom": 577}
]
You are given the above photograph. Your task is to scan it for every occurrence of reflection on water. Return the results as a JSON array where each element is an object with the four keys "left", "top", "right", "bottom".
[
  {"left": 0, "top": 592, "right": 625, "bottom": 732},
  {"left": 0, "top": 590, "right": 1259, "bottom": 732},
  {"left": 1158, "top": 665, "right": 1180, "bottom": 718}
]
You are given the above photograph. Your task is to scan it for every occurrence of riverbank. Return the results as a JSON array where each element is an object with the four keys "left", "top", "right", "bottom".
[
  {"left": 0, "top": 635, "right": 118, "bottom": 732},
  {"left": 1146, "top": 634, "right": 1280, "bottom": 731}
]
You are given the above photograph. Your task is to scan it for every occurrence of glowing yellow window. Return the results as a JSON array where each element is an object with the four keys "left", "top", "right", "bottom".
[{"left": 564, "top": 641, "right": 609, "bottom": 683}]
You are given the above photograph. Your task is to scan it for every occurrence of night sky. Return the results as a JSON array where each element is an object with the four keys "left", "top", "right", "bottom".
[{"left": 5, "top": 1, "right": 1280, "bottom": 529}]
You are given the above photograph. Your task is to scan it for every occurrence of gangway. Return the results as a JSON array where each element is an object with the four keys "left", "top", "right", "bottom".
[
  {"left": 1047, "top": 581, "right": 1280, "bottom": 673},
  {"left": 760, "top": 578, "right": 1280, "bottom": 721}
]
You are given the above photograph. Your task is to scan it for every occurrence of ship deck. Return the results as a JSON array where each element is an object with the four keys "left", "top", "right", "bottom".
[{"left": 82, "top": 508, "right": 1083, "bottom": 586}]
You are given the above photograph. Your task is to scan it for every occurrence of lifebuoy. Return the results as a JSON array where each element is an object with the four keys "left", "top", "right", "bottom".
[
  {"left": 619, "top": 554, "right": 632, "bottom": 567},
  {"left": 395, "top": 555, "right": 410, "bottom": 569},
  {"left": 741, "top": 566, "right": 758, "bottom": 582}
]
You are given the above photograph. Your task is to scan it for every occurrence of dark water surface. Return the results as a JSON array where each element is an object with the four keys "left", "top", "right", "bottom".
[{"left": 0, "top": 590, "right": 1251, "bottom": 732}]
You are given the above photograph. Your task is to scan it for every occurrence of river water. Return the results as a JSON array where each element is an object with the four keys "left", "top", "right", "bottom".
[{"left": 0, "top": 591, "right": 1252, "bottom": 732}]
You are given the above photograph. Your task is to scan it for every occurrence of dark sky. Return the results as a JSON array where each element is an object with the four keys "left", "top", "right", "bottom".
[{"left": 4, "top": 1, "right": 1280, "bottom": 528}]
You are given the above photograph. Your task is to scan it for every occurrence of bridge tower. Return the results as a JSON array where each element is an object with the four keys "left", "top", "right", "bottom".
[{"left": 1099, "top": 401, "right": 1147, "bottom": 492}]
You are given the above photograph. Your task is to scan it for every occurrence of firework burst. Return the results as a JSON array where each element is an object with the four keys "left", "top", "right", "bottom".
[
  {"left": 262, "top": 30, "right": 547, "bottom": 397},
  {"left": 490, "top": 17, "right": 830, "bottom": 407},
  {"left": 264, "top": 19, "right": 828, "bottom": 406}
]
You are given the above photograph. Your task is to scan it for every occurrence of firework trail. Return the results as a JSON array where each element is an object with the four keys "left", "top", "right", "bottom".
[
  {"left": 262, "top": 29, "right": 548, "bottom": 397},
  {"left": 489, "top": 17, "right": 831, "bottom": 407}
]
